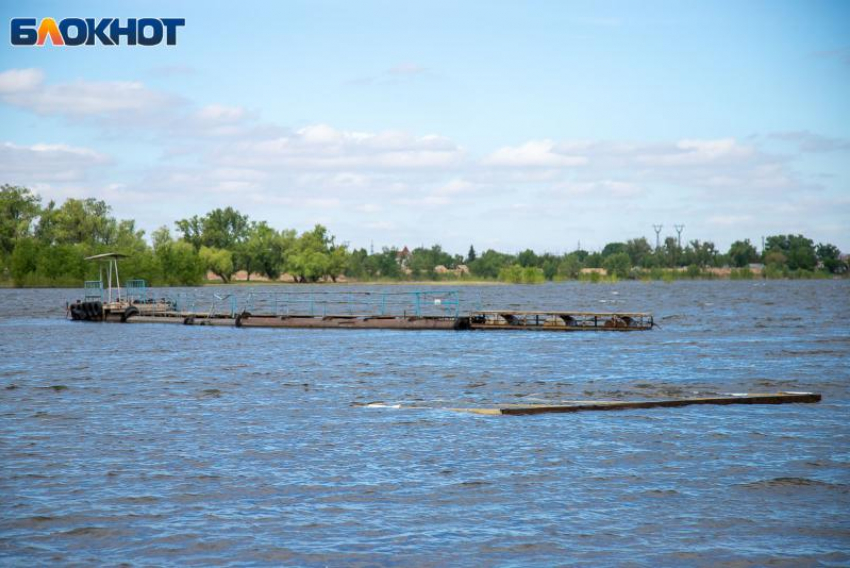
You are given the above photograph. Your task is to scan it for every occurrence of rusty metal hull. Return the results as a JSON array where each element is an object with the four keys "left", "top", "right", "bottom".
[
  {"left": 89, "top": 309, "right": 656, "bottom": 332},
  {"left": 240, "top": 315, "right": 459, "bottom": 330},
  {"left": 114, "top": 313, "right": 461, "bottom": 330}
]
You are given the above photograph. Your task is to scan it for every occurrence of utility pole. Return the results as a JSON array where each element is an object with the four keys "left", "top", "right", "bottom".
[
  {"left": 652, "top": 224, "right": 663, "bottom": 250},
  {"left": 370, "top": 240, "right": 374, "bottom": 255},
  {"left": 674, "top": 224, "right": 685, "bottom": 248}
]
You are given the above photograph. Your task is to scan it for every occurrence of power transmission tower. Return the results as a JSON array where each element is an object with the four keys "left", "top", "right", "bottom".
[
  {"left": 652, "top": 224, "right": 663, "bottom": 250},
  {"left": 674, "top": 224, "right": 685, "bottom": 248}
]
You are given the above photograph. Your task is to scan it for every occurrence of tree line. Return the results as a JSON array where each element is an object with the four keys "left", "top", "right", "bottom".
[{"left": 0, "top": 184, "right": 846, "bottom": 287}]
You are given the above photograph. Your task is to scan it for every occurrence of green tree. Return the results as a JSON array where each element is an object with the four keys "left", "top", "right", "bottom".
[
  {"left": 603, "top": 252, "right": 631, "bottom": 278},
  {"left": 176, "top": 207, "right": 250, "bottom": 251},
  {"left": 470, "top": 249, "right": 515, "bottom": 279},
  {"left": 174, "top": 215, "right": 204, "bottom": 250},
  {"left": 326, "top": 244, "right": 350, "bottom": 283},
  {"left": 498, "top": 264, "right": 544, "bottom": 284},
  {"left": 200, "top": 246, "right": 235, "bottom": 283},
  {"left": 816, "top": 243, "right": 845, "bottom": 274},
  {"left": 10, "top": 237, "right": 39, "bottom": 285},
  {"left": 154, "top": 229, "right": 205, "bottom": 286},
  {"left": 517, "top": 249, "right": 539, "bottom": 268},
  {"left": 498, "top": 264, "right": 522, "bottom": 283},
  {"left": 466, "top": 245, "right": 477, "bottom": 263},
  {"left": 601, "top": 242, "right": 626, "bottom": 258},
  {"left": 728, "top": 239, "right": 759, "bottom": 268},
  {"left": 36, "top": 243, "right": 87, "bottom": 285},
  {"left": 557, "top": 253, "right": 583, "bottom": 279},
  {"left": 661, "top": 236, "right": 682, "bottom": 268},
  {"left": 624, "top": 238, "right": 652, "bottom": 267},
  {"left": 287, "top": 225, "right": 333, "bottom": 283},
  {"left": 0, "top": 184, "right": 41, "bottom": 256},
  {"left": 540, "top": 253, "right": 559, "bottom": 280},
  {"left": 409, "top": 245, "right": 453, "bottom": 278},
  {"left": 765, "top": 234, "right": 817, "bottom": 271},
  {"left": 40, "top": 198, "right": 116, "bottom": 246},
  {"left": 364, "top": 248, "right": 402, "bottom": 279},
  {"left": 584, "top": 251, "right": 603, "bottom": 268},
  {"left": 202, "top": 207, "right": 250, "bottom": 249},
  {"left": 237, "top": 222, "right": 292, "bottom": 280}
]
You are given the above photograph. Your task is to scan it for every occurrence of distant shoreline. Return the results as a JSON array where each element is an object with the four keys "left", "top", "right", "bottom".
[{"left": 2, "top": 275, "right": 846, "bottom": 289}]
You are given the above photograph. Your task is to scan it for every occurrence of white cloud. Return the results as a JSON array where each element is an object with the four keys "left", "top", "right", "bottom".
[
  {"left": 636, "top": 138, "right": 754, "bottom": 166},
  {"left": 216, "top": 125, "right": 464, "bottom": 171},
  {"left": 0, "top": 141, "right": 110, "bottom": 183},
  {"left": 0, "top": 68, "right": 182, "bottom": 123},
  {"left": 434, "top": 179, "right": 475, "bottom": 195},
  {"left": 2, "top": 67, "right": 845, "bottom": 252},
  {"left": 768, "top": 131, "right": 850, "bottom": 153},
  {"left": 483, "top": 140, "right": 588, "bottom": 167},
  {"left": 195, "top": 104, "right": 248, "bottom": 123},
  {"left": 0, "top": 68, "right": 44, "bottom": 93}
]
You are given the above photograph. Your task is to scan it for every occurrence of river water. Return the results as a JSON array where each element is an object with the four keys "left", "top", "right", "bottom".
[{"left": 1, "top": 281, "right": 848, "bottom": 566}]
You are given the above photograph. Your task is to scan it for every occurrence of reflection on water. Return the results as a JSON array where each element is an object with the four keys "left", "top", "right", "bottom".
[{"left": 1, "top": 281, "right": 849, "bottom": 565}]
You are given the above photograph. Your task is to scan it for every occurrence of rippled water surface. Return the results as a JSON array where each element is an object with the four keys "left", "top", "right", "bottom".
[{"left": 2, "top": 281, "right": 849, "bottom": 566}]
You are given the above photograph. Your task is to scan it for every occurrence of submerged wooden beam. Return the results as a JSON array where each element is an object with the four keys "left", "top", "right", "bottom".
[{"left": 452, "top": 392, "right": 821, "bottom": 416}]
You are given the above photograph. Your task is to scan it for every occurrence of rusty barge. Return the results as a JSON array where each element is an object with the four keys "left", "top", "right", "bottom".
[{"left": 67, "top": 253, "right": 654, "bottom": 332}]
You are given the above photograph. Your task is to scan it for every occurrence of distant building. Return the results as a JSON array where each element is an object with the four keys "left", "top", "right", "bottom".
[
  {"left": 396, "top": 246, "right": 411, "bottom": 267},
  {"left": 580, "top": 267, "right": 607, "bottom": 275}
]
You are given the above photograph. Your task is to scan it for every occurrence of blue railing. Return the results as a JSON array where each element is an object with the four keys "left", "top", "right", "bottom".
[
  {"left": 156, "top": 289, "right": 462, "bottom": 318},
  {"left": 84, "top": 280, "right": 103, "bottom": 301}
]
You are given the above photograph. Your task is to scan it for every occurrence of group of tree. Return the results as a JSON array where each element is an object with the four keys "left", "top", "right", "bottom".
[
  {"left": 0, "top": 185, "right": 347, "bottom": 286},
  {"left": 1, "top": 184, "right": 846, "bottom": 287}
]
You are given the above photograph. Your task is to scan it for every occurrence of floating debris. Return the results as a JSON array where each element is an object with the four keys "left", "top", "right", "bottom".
[{"left": 450, "top": 392, "right": 821, "bottom": 416}]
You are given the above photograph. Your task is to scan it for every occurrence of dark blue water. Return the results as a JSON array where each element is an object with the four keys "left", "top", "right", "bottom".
[{"left": 1, "top": 281, "right": 849, "bottom": 566}]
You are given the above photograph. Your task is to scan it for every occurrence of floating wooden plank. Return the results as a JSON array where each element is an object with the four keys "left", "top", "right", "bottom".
[
  {"left": 467, "top": 310, "right": 654, "bottom": 331},
  {"left": 474, "top": 310, "right": 652, "bottom": 317},
  {"left": 451, "top": 392, "right": 821, "bottom": 416}
]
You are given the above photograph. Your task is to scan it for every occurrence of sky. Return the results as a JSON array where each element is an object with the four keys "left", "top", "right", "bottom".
[{"left": 1, "top": 0, "right": 848, "bottom": 254}]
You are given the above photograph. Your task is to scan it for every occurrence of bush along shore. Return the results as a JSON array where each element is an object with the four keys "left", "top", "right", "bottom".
[{"left": 1, "top": 184, "right": 847, "bottom": 287}]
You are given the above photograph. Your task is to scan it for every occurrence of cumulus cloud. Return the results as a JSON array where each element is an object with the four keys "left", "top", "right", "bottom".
[
  {"left": 214, "top": 125, "right": 465, "bottom": 171},
  {"left": 768, "top": 131, "right": 850, "bottom": 153},
  {"left": 483, "top": 140, "right": 588, "bottom": 167},
  {"left": 0, "top": 68, "right": 183, "bottom": 124},
  {"left": 0, "top": 141, "right": 110, "bottom": 183},
  {"left": 1, "top": 67, "right": 844, "bottom": 251},
  {"left": 0, "top": 68, "right": 44, "bottom": 93},
  {"left": 636, "top": 138, "right": 754, "bottom": 166}
]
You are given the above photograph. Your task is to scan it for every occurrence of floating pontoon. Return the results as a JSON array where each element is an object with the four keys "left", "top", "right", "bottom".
[{"left": 68, "top": 255, "right": 653, "bottom": 332}]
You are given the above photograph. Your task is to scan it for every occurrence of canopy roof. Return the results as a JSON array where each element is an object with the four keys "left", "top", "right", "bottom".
[{"left": 84, "top": 252, "right": 128, "bottom": 261}]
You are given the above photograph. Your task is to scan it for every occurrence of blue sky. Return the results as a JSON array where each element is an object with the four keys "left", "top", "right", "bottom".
[{"left": 1, "top": 0, "right": 848, "bottom": 253}]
